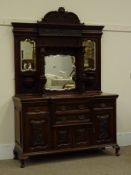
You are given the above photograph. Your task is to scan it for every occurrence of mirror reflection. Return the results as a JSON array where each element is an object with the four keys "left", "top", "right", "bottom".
[
  {"left": 83, "top": 40, "right": 96, "bottom": 71},
  {"left": 20, "top": 39, "right": 36, "bottom": 72},
  {"left": 45, "top": 55, "right": 76, "bottom": 90}
]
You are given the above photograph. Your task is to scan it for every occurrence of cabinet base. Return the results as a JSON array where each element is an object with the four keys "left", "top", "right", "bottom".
[{"left": 14, "top": 144, "right": 120, "bottom": 168}]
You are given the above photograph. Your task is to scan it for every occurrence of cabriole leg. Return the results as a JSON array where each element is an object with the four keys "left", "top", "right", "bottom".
[
  {"left": 20, "top": 156, "right": 29, "bottom": 168},
  {"left": 113, "top": 145, "right": 120, "bottom": 156}
]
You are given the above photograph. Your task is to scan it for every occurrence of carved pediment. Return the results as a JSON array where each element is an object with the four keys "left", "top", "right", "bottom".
[{"left": 38, "top": 7, "right": 81, "bottom": 25}]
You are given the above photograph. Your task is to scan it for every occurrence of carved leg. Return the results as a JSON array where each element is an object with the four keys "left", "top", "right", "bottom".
[
  {"left": 20, "top": 156, "right": 29, "bottom": 168},
  {"left": 20, "top": 159, "right": 25, "bottom": 168},
  {"left": 113, "top": 145, "right": 120, "bottom": 156}
]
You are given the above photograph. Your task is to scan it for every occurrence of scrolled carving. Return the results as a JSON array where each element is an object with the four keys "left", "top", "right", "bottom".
[
  {"left": 97, "top": 114, "right": 109, "bottom": 140},
  {"left": 31, "top": 120, "right": 46, "bottom": 147},
  {"left": 75, "top": 127, "right": 87, "bottom": 142},
  {"left": 39, "top": 47, "right": 47, "bottom": 93},
  {"left": 38, "top": 7, "right": 81, "bottom": 25},
  {"left": 57, "top": 128, "right": 70, "bottom": 145}
]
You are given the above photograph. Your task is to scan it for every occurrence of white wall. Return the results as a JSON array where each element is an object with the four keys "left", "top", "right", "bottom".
[
  {"left": 0, "top": 0, "right": 131, "bottom": 159},
  {"left": 102, "top": 30, "right": 131, "bottom": 131},
  {"left": 0, "top": 0, "right": 131, "bottom": 26}
]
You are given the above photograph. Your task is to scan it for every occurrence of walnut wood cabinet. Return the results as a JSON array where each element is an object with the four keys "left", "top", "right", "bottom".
[{"left": 12, "top": 7, "right": 119, "bottom": 167}]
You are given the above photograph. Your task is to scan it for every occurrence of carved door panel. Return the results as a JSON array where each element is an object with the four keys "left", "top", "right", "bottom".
[
  {"left": 73, "top": 125, "right": 92, "bottom": 147},
  {"left": 54, "top": 126, "right": 72, "bottom": 149},
  {"left": 24, "top": 113, "right": 50, "bottom": 152},
  {"left": 93, "top": 110, "right": 116, "bottom": 145}
]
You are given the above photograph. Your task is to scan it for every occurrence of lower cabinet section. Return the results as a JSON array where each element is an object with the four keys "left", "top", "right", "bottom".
[
  {"left": 13, "top": 93, "right": 120, "bottom": 168},
  {"left": 53, "top": 125, "right": 92, "bottom": 149}
]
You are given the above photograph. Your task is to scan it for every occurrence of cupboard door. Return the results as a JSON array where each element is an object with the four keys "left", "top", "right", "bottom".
[
  {"left": 24, "top": 111, "right": 50, "bottom": 152},
  {"left": 73, "top": 125, "right": 92, "bottom": 147},
  {"left": 93, "top": 109, "right": 116, "bottom": 145},
  {"left": 53, "top": 126, "right": 72, "bottom": 149}
]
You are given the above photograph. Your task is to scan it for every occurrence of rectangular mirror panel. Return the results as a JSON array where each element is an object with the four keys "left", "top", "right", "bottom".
[
  {"left": 83, "top": 40, "right": 96, "bottom": 71},
  {"left": 45, "top": 55, "right": 76, "bottom": 90},
  {"left": 20, "top": 39, "right": 36, "bottom": 72}
]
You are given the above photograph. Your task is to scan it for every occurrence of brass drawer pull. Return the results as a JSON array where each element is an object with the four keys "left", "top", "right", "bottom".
[
  {"left": 77, "top": 115, "right": 86, "bottom": 120},
  {"left": 100, "top": 103, "right": 106, "bottom": 108},
  {"left": 78, "top": 105, "right": 85, "bottom": 110},
  {"left": 60, "top": 106, "right": 67, "bottom": 111}
]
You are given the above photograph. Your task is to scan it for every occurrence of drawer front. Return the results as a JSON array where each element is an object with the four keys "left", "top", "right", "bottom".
[
  {"left": 54, "top": 113, "right": 91, "bottom": 124},
  {"left": 92, "top": 99, "right": 115, "bottom": 110},
  {"left": 55, "top": 103, "right": 89, "bottom": 111},
  {"left": 54, "top": 99, "right": 91, "bottom": 112},
  {"left": 53, "top": 99, "right": 91, "bottom": 125},
  {"left": 24, "top": 105, "right": 49, "bottom": 116}
]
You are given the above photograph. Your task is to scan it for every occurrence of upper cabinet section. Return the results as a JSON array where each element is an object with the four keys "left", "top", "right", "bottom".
[{"left": 12, "top": 7, "right": 104, "bottom": 95}]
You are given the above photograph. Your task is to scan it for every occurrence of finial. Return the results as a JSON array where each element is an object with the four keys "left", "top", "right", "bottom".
[{"left": 58, "top": 7, "right": 65, "bottom": 14}]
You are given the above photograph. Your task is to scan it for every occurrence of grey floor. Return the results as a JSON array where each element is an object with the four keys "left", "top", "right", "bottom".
[{"left": 0, "top": 146, "right": 131, "bottom": 175}]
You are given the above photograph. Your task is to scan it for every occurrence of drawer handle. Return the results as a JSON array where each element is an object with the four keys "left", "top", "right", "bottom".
[
  {"left": 78, "top": 105, "right": 85, "bottom": 110},
  {"left": 60, "top": 116, "right": 67, "bottom": 121},
  {"left": 100, "top": 103, "right": 106, "bottom": 108},
  {"left": 34, "top": 109, "right": 41, "bottom": 112},
  {"left": 57, "top": 116, "right": 67, "bottom": 122},
  {"left": 27, "top": 111, "right": 47, "bottom": 115},
  {"left": 77, "top": 115, "right": 86, "bottom": 120},
  {"left": 60, "top": 106, "right": 67, "bottom": 111}
]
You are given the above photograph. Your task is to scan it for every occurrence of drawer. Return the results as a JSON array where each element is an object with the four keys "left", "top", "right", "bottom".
[
  {"left": 54, "top": 113, "right": 91, "bottom": 124},
  {"left": 92, "top": 99, "right": 114, "bottom": 110},
  {"left": 54, "top": 100, "right": 91, "bottom": 112},
  {"left": 25, "top": 105, "right": 49, "bottom": 116}
]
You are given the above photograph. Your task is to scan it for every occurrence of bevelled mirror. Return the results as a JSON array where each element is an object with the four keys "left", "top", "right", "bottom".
[
  {"left": 20, "top": 39, "right": 36, "bottom": 72},
  {"left": 83, "top": 39, "right": 96, "bottom": 71},
  {"left": 45, "top": 54, "right": 76, "bottom": 90}
]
